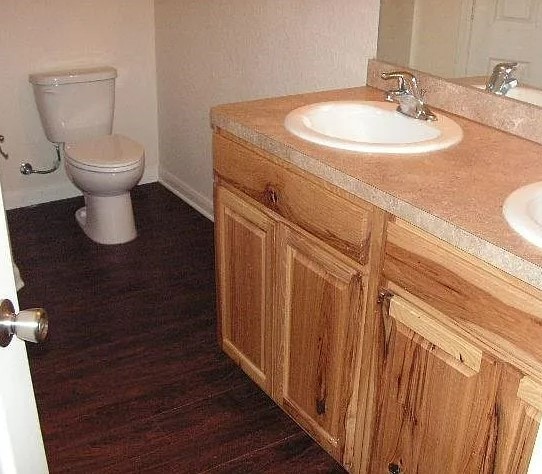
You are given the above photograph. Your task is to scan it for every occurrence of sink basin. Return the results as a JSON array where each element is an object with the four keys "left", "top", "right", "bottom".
[
  {"left": 474, "top": 85, "right": 542, "bottom": 108},
  {"left": 284, "top": 101, "right": 463, "bottom": 154},
  {"left": 503, "top": 182, "right": 542, "bottom": 248}
]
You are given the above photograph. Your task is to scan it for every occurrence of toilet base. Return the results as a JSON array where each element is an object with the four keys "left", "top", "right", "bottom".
[{"left": 75, "top": 192, "right": 137, "bottom": 245}]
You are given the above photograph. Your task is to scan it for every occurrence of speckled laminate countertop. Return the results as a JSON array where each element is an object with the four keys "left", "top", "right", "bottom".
[{"left": 211, "top": 86, "right": 542, "bottom": 291}]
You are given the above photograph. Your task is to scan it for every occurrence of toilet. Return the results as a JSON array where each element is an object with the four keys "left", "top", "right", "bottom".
[{"left": 29, "top": 66, "right": 145, "bottom": 245}]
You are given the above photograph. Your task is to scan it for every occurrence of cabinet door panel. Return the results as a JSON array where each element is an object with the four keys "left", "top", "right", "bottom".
[
  {"left": 215, "top": 186, "right": 275, "bottom": 392},
  {"left": 371, "top": 291, "right": 502, "bottom": 473},
  {"left": 496, "top": 369, "right": 540, "bottom": 473},
  {"left": 277, "top": 226, "right": 364, "bottom": 459}
]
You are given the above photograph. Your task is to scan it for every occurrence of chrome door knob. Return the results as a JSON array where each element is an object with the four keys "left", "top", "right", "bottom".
[{"left": 0, "top": 299, "right": 48, "bottom": 347}]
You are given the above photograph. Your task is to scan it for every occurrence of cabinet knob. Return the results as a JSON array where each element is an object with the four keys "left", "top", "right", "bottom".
[
  {"left": 388, "top": 463, "right": 402, "bottom": 474},
  {"left": 265, "top": 186, "right": 279, "bottom": 206},
  {"left": 378, "top": 288, "right": 394, "bottom": 317},
  {"left": 378, "top": 288, "right": 394, "bottom": 305},
  {"left": 316, "top": 397, "right": 326, "bottom": 415}
]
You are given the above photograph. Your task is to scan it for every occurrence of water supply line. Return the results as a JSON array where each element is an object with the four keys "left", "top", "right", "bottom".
[
  {"left": 0, "top": 135, "right": 8, "bottom": 159},
  {"left": 20, "top": 143, "right": 63, "bottom": 175}
]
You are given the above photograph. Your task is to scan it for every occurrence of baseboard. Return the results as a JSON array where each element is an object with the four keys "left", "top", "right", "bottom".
[
  {"left": 158, "top": 169, "right": 214, "bottom": 221},
  {"left": 4, "top": 183, "right": 81, "bottom": 210},
  {"left": 3, "top": 171, "right": 158, "bottom": 210}
]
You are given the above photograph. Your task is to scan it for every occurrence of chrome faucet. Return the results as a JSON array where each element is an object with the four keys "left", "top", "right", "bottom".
[
  {"left": 381, "top": 71, "right": 437, "bottom": 121},
  {"left": 486, "top": 62, "right": 518, "bottom": 95}
]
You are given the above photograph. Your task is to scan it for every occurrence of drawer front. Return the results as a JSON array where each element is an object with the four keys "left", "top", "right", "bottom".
[
  {"left": 214, "top": 132, "right": 372, "bottom": 264},
  {"left": 384, "top": 219, "right": 542, "bottom": 372}
]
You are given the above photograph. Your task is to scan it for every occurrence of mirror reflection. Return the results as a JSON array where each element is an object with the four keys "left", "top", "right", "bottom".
[{"left": 377, "top": 0, "right": 542, "bottom": 101}]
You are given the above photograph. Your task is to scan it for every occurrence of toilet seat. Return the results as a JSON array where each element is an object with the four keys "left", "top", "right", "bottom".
[{"left": 65, "top": 134, "right": 144, "bottom": 173}]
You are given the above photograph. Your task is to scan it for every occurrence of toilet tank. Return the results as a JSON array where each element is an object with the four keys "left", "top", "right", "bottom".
[{"left": 29, "top": 66, "right": 117, "bottom": 144}]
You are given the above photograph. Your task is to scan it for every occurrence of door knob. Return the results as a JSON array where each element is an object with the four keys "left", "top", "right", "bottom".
[{"left": 0, "top": 299, "right": 48, "bottom": 347}]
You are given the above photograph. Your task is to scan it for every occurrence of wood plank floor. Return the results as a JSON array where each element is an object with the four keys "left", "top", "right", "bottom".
[{"left": 7, "top": 183, "right": 346, "bottom": 473}]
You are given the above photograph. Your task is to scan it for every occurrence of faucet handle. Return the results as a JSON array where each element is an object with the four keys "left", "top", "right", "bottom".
[
  {"left": 494, "top": 62, "right": 518, "bottom": 74},
  {"left": 486, "top": 62, "right": 519, "bottom": 93},
  {"left": 381, "top": 71, "right": 414, "bottom": 94},
  {"left": 381, "top": 71, "right": 424, "bottom": 99}
]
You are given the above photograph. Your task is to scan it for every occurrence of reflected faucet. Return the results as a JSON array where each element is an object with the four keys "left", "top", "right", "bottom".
[
  {"left": 381, "top": 71, "right": 437, "bottom": 121},
  {"left": 486, "top": 62, "right": 519, "bottom": 96}
]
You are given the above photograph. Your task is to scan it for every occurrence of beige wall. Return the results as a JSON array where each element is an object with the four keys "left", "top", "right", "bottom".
[
  {"left": 0, "top": 1, "right": 380, "bottom": 214},
  {"left": 378, "top": 0, "right": 416, "bottom": 67},
  {"left": 0, "top": 0, "right": 159, "bottom": 209},
  {"left": 410, "top": 0, "right": 465, "bottom": 77},
  {"left": 377, "top": 0, "right": 471, "bottom": 79},
  {"left": 155, "top": 0, "right": 380, "bottom": 218}
]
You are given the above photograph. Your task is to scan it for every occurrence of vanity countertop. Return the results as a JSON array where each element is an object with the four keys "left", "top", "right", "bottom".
[{"left": 211, "top": 86, "right": 542, "bottom": 291}]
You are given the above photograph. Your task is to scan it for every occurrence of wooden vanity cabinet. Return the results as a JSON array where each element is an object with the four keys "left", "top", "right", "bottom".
[
  {"left": 360, "top": 219, "right": 542, "bottom": 474},
  {"left": 214, "top": 128, "right": 542, "bottom": 473},
  {"left": 213, "top": 130, "right": 379, "bottom": 462}
]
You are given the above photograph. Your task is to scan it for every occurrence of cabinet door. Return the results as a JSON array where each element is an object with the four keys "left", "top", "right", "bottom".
[
  {"left": 369, "top": 287, "right": 540, "bottom": 474},
  {"left": 276, "top": 226, "right": 365, "bottom": 460},
  {"left": 215, "top": 186, "right": 276, "bottom": 393},
  {"left": 371, "top": 289, "right": 497, "bottom": 473},
  {"left": 497, "top": 370, "right": 541, "bottom": 473}
]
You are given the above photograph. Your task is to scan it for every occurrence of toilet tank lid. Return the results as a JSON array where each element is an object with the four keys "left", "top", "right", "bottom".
[{"left": 29, "top": 66, "right": 117, "bottom": 86}]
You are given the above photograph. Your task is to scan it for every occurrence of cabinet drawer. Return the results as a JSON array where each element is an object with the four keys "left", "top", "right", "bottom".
[
  {"left": 214, "top": 132, "right": 372, "bottom": 264},
  {"left": 383, "top": 219, "right": 542, "bottom": 373}
]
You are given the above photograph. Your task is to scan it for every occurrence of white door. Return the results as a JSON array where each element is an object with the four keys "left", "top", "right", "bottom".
[
  {"left": 466, "top": 0, "right": 542, "bottom": 88},
  {"left": 0, "top": 179, "right": 48, "bottom": 473},
  {"left": 407, "top": 0, "right": 474, "bottom": 78}
]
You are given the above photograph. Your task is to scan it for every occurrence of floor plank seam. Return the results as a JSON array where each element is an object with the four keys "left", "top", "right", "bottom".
[{"left": 195, "top": 432, "right": 302, "bottom": 474}]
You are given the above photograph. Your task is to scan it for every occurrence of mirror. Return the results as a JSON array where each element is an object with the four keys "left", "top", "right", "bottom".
[{"left": 377, "top": 0, "right": 542, "bottom": 101}]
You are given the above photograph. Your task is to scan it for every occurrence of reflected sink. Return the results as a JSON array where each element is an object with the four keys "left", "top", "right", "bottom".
[
  {"left": 284, "top": 101, "right": 463, "bottom": 154},
  {"left": 474, "top": 85, "right": 542, "bottom": 108},
  {"left": 503, "top": 182, "right": 542, "bottom": 248}
]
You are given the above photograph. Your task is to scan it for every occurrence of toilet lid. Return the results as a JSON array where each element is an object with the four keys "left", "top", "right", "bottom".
[{"left": 65, "top": 134, "right": 144, "bottom": 171}]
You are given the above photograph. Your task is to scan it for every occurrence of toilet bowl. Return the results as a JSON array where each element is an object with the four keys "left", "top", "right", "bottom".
[{"left": 65, "top": 134, "right": 145, "bottom": 245}]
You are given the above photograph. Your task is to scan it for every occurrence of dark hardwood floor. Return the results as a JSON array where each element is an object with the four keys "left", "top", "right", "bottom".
[{"left": 7, "top": 183, "right": 346, "bottom": 473}]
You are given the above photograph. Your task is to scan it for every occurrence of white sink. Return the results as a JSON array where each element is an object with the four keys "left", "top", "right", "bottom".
[
  {"left": 503, "top": 182, "right": 542, "bottom": 248},
  {"left": 474, "top": 85, "right": 542, "bottom": 108},
  {"left": 284, "top": 101, "right": 463, "bottom": 154}
]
